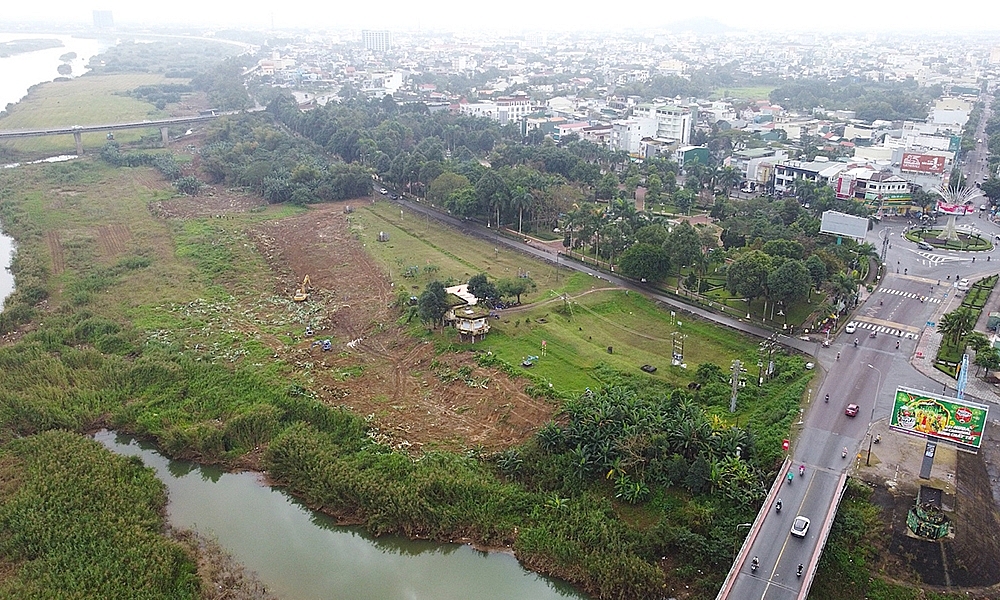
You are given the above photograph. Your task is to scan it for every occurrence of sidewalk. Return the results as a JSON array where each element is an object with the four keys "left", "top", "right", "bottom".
[{"left": 910, "top": 284, "right": 1000, "bottom": 405}]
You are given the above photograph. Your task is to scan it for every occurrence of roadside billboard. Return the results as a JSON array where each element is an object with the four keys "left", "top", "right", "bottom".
[
  {"left": 901, "top": 152, "right": 946, "bottom": 174},
  {"left": 889, "top": 386, "right": 988, "bottom": 449},
  {"left": 819, "top": 210, "right": 868, "bottom": 240}
]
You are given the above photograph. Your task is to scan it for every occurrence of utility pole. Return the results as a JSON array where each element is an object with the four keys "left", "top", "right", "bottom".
[
  {"left": 729, "top": 360, "right": 746, "bottom": 412},
  {"left": 880, "top": 227, "right": 890, "bottom": 264}
]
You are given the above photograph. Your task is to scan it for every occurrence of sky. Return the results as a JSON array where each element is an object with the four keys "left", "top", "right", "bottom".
[{"left": 1, "top": 0, "right": 999, "bottom": 33}]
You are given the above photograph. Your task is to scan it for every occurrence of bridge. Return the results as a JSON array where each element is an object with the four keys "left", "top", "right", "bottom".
[{"left": 0, "top": 113, "right": 227, "bottom": 155}]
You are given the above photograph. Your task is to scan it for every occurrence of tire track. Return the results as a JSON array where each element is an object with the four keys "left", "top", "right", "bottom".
[{"left": 46, "top": 231, "right": 65, "bottom": 275}]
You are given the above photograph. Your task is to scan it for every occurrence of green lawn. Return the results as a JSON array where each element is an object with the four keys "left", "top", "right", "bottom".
[
  {"left": 710, "top": 86, "right": 776, "bottom": 101},
  {"left": 0, "top": 73, "right": 171, "bottom": 155}
]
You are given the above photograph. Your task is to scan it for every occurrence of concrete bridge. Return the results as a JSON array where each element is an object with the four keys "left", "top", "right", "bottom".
[{"left": 0, "top": 113, "right": 226, "bottom": 155}]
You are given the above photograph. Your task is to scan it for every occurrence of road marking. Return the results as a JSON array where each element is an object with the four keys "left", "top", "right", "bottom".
[
  {"left": 854, "top": 317, "right": 920, "bottom": 336},
  {"left": 877, "top": 288, "right": 940, "bottom": 303},
  {"left": 759, "top": 471, "right": 818, "bottom": 598}
]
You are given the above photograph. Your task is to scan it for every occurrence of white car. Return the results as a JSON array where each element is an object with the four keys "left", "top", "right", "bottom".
[
  {"left": 845, "top": 322, "right": 857, "bottom": 334},
  {"left": 791, "top": 516, "right": 811, "bottom": 538}
]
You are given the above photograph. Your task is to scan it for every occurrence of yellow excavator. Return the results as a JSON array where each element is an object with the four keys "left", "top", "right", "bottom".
[{"left": 293, "top": 275, "right": 311, "bottom": 302}]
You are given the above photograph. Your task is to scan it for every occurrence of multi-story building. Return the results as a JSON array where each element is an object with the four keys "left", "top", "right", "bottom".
[
  {"left": 631, "top": 104, "right": 692, "bottom": 145},
  {"left": 611, "top": 118, "right": 658, "bottom": 155},
  {"left": 496, "top": 92, "right": 532, "bottom": 125},
  {"left": 773, "top": 158, "right": 847, "bottom": 196},
  {"left": 362, "top": 30, "right": 392, "bottom": 52}
]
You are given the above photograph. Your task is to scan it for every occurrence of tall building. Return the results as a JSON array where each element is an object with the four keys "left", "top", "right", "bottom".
[
  {"left": 92, "top": 10, "right": 114, "bottom": 30},
  {"left": 362, "top": 30, "right": 392, "bottom": 52},
  {"left": 631, "top": 103, "right": 693, "bottom": 145}
]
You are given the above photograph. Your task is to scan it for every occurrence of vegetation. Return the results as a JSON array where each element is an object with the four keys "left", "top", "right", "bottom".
[
  {"left": 935, "top": 275, "right": 999, "bottom": 373},
  {"left": 770, "top": 78, "right": 942, "bottom": 121},
  {"left": 0, "top": 38, "right": 62, "bottom": 58}
]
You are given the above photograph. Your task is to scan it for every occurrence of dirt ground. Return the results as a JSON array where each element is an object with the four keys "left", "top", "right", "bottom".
[
  {"left": 249, "top": 202, "right": 559, "bottom": 452},
  {"left": 856, "top": 418, "right": 1000, "bottom": 596},
  {"left": 149, "top": 193, "right": 559, "bottom": 453}
]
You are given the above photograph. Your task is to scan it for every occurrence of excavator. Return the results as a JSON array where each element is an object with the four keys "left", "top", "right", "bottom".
[{"left": 293, "top": 275, "right": 311, "bottom": 302}]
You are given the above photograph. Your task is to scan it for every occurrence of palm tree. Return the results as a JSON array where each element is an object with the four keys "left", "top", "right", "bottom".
[
  {"left": 829, "top": 272, "right": 859, "bottom": 309},
  {"left": 937, "top": 307, "right": 976, "bottom": 347}
]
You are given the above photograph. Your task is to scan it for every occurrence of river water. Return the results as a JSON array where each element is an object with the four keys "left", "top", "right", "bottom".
[
  {"left": 95, "top": 430, "right": 585, "bottom": 600},
  {"left": 0, "top": 33, "right": 107, "bottom": 307}
]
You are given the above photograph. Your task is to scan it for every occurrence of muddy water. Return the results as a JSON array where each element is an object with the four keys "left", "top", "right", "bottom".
[{"left": 94, "top": 430, "right": 586, "bottom": 600}]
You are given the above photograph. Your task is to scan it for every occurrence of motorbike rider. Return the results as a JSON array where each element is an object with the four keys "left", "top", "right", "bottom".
[
  {"left": 842, "top": 446, "right": 848, "bottom": 458},
  {"left": 854, "top": 338, "right": 859, "bottom": 347},
  {"left": 776, "top": 499, "right": 782, "bottom": 512},
  {"left": 751, "top": 556, "right": 759, "bottom": 571},
  {"left": 797, "top": 563, "right": 804, "bottom": 577},
  {"left": 825, "top": 393, "right": 829, "bottom": 403},
  {"left": 799, "top": 464, "right": 805, "bottom": 476},
  {"left": 836, "top": 352, "right": 840, "bottom": 360}
]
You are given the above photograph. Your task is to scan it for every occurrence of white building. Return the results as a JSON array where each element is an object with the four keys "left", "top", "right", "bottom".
[
  {"left": 362, "top": 30, "right": 392, "bottom": 52},
  {"left": 631, "top": 104, "right": 692, "bottom": 145},
  {"left": 611, "top": 118, "right": 658, "bottom": 155}
]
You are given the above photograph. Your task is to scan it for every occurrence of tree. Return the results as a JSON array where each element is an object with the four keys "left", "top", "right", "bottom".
[
  {"left": 496, "top": 277, "right": 535, "bottom": 304},
  {"left": 937, "top": 307, "right": 976, "bottom": 347},
  {"left": 467, "top": 273, "right": 498, "bottom": 303},
  {"left": 646, "top": 174, "right": 662, "bottom": 204},
  {"left": 427, "top": 172, "right": 471, "bottom": 205},
  {"left": 726, "top": 250, "right": 772, "bottom": 300},
  {"left": 618, "top": 243, "right": 671, "bottom": 283},
  {"left": 981, "top": 177, "right": 1000, "bottom": 203},
  {"left": 805, "top": 254, "right": 828, "bottom": 289},
  {"left": 417, "top": 281, "right": 449, "bottom": 327},
  {"left": 762, "top": 239, "right": 804, "bottom": 259},
  {"left": 767, "top": 259, "right": 811, "bottom": 306},
  {"left": 674, "top": 189, "right": 696, "bottom": 214},
  {"left": 596, "top": 173, "right": 619, "bottom": 200}
]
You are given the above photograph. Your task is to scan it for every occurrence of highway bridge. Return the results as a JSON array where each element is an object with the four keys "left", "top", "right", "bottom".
[{"left": 0, "top": 113, "right": 226, "bottom": 154}]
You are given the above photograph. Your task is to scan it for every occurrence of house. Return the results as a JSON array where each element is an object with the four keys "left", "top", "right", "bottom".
[{"left": 444, "top": 285, "right": 492, "bottom": 342}]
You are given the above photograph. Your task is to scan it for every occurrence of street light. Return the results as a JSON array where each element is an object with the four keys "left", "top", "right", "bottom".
[
  {"left": 866, "top": 363, "right": 882, "bottom": 466},
  {"left": 734, "top": 522, "right": 753, "bottom": 558}
]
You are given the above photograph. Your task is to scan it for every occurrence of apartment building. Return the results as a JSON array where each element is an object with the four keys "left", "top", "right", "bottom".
[{"left": 631, "top": 103, "right": 692, "bottom": 145}]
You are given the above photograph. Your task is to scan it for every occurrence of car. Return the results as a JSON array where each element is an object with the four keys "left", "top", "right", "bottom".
[
  {"left": 379, "top": 188, "right": 387, "bottom": 195},
  {"left": 845, "top": 403, "right": 860, "bottom": 417},
  {"left": 791, "top": 516, "right": 811, "bottom": 538},
  {"left": 804, "top": 362, "right": 815, "bottom": 370},
  {"left": 918, "top": 241, "right": 935, "bottom": 251},
  {"left": 640, "top": 364, "right": 657, "bottom": 373},
  {"left": 845, "top": 322, "right": 857, "bottom": 334}
]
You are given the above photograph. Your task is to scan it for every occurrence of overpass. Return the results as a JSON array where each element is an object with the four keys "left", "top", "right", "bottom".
[{"left": 0, "top": 113, "right": 226, "bottom": 155}]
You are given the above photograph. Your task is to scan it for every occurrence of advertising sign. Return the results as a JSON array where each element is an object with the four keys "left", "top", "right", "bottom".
[
  {"left": 901, "top": 152, "right": 946, "bottom": 174},
  {"left": 936, "top": 200, "right": 970, "bottom": 215},
  {"left": 819, "top": 210, "right": 869, "bottom": 240},
  {"left": 835, "top": 175, "right": 856, "bottom": 200},
  {"left": 889, "top": 386, "right": 988, "bottom": 448},
  {"left": 949, "top": 135, "right": 961, "bottom": 153}
]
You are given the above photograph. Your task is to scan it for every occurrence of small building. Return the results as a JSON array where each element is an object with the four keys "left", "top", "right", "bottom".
[{"left": 444, "top": 284, "right": 491, "bottom": 342}]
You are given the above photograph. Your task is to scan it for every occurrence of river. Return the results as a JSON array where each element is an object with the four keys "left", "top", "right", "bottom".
[
  {"left": 0, "top": 33, "right": 109, "bottom": 307},
  {"left": 95, "top": 430, "right": 585, "bottom": 600}
]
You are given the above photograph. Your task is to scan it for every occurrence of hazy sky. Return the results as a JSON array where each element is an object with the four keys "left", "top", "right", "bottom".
[{"left": 2, "top": 0, "right": 999, "bottom": 33}]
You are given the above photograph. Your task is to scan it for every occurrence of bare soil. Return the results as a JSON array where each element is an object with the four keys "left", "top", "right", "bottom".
[{"left": 244, "top": 201, "right": 558, "bottom": 452}]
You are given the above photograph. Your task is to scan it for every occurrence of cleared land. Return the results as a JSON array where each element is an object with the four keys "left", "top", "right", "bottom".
[{"left": 710, "top": 86, "right": 775, "bottom": 101}]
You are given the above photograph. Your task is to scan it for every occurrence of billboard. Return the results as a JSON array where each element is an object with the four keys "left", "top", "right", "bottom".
[
  {"left": 835, "top": 175, "right": 856, "bottom": 200},
  {"left": 889, "top": 386, "right": 989, "bottom": 449},
  {"left": 901, "top": 152, "right": 946, "bottom": 174},
  {"left": 819, "top": 210, "right": 869, "bottom": 240}
]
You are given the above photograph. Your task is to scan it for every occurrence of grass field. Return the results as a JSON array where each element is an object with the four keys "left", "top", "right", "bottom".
[
  {"left": 0, "top": 73, "right": 170, "bottom": 155},
  {"left": 352, "top": 200, "right": 771, "bottom": 397},
  {"left": 710, "top": 86, "right": 775, "bottom": 101}
]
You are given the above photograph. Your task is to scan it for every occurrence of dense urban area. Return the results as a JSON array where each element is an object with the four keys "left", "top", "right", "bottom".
[{"left": 2, "top": 15, "right": 1000, "bottom": 600}]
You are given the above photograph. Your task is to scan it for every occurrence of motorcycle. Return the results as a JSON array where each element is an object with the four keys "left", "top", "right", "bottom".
[
  {"left": 869, "top": 331, "right": 877, "bottom": 338},
  {"left": 797, "top": 563, "right": 803, "bottom": 578},
  {"left": 798, "top": 465, "right": 805, "bottom": 476},
  {"left": 854, "top": 338, "right": 859, "bottom": 347},
  {"left": 751, "top": 557, "right": 759, "bottom": 573},
  {"left": 842, "top": 447, "right": 848, "bottom": 458},
  {"left": 787, "top": 472, "right": 794, "bottom": 484},
  {"left": 776, "top": 499, "right": 782, "bottom": 513},
  {"left": 825, "top": 394, "right": 829, "bottom": 403}
]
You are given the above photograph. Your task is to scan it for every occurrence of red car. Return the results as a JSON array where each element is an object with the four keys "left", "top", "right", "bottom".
[{"left": 845, "top": 403, "right": 860, "bottom": 417}]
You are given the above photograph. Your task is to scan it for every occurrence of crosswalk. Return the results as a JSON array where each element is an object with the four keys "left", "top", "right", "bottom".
[
  {"left": 853, "top": 320, "right": 916, "bottom": 339},
  {"left": 878, "top": 288, "right": 941, "bottom": 303},
  {"left": 914, "top": 251, "right": 970, "bottom": 266}
]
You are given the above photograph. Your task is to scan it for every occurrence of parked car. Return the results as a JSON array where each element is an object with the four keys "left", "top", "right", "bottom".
[
  {"left": 845, "top": 322, "right": 857, "bottom": 334},
  {"left": 845, "top": 403, "right": 860, "bottom": 417},
  {"left": 791, "top": 516, "right": 811, "bottom": 537}
]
